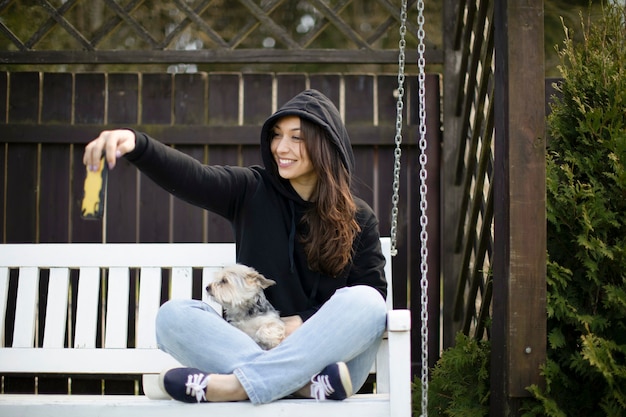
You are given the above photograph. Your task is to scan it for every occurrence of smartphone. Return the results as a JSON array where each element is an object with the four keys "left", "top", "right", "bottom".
[{"left": 81, "top": 158, "right": 108, "bottom": 219}]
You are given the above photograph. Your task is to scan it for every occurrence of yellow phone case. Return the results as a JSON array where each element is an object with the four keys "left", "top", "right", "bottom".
[{"left": 81, "top": 158, "right": 108, "bottom": 219}]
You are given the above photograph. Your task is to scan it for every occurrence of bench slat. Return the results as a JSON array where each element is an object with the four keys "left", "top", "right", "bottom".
[
  {"left": 202, "top": 266, "right": 224, "bottom": 314},
  {"left": 43, "top": 268, "right": 70, "bottom": 348},
  {"left": 380, "top": 238, "right": 393, "bottom": 311},
  {"left": 105, "top": 268, "right": 130, "bottom": 348},
  {"left": 0, "top": 267, "right": 9, "bottom": 346},
  {"left": 375, "top": 338, "right": 390, "bottom": 393},
  {"left": 74, "top": 267, "right": 100, "bottom": 348},
  {"left": 13, "top": 267, "right": 39, "bottom": 348},
  {"left": 170, "top": 267, "right": 192, "bottom": 300},
  {"left": 136, "top": 268, "right": 161, "bottom": 348}
]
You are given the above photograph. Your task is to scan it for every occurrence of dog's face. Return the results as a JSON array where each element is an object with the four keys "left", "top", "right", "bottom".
[{"left": 206, "top": 264, "right": 276, "bottom": 308}]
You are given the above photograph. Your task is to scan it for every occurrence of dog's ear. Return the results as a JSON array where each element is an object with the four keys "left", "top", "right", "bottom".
[{"left": 252, "top": 272, "right": 276, "bottom": 289}]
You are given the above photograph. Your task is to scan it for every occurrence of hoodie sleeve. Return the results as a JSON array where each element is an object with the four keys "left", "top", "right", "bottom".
[
  {"left": 348, "top": 209, "right": 388, "bottom": 300},
  {"left": 124, "top": 130, "right": 258, "bottom": 220}
]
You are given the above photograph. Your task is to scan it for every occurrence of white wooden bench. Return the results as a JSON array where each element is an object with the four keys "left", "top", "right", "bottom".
[{"left": 0, "top": 237, "right": 411, "bottom": 417}]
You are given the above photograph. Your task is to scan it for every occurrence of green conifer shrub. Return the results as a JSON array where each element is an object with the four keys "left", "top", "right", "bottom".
[
  {"left": 413, "top": 332, "right": 490, "bottom": 416},
  {"left": 526, "top": 3, "right": 626, "bottom": 416}
]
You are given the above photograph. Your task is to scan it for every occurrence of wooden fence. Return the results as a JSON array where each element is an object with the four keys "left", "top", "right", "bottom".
[
  {"left": 0, "top": 70, "right": 442, "bottom": 393},
  {"left": 1, "top": 0, "right": 550, "bottom": 414}
]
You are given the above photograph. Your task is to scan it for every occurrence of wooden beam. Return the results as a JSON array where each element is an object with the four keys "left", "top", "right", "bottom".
[
  {"left": 492, "top": 0, "right": 546, "bottom": 415},
  {"left": 441, "top": 0, "right": 465, "bottom": 349},
  {"left": 0, "top": 49, "right": 444, "bottom": 65},
  {"left": 0, "top": 124, "right": 420, "bottom": 146}
]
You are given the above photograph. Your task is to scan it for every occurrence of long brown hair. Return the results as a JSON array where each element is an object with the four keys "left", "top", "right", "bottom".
[{"left": 299, "top": 118, "right": 360, "bottom": 277}]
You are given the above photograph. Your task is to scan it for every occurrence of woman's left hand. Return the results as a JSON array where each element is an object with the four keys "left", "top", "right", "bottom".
[{"left": 281, "top": 315, "right": 303, "bottom": 338}]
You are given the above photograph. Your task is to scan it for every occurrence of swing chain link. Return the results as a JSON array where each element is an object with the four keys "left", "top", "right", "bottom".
[
  {"left": 391, "top": 1, "right": 428, "bottom": 414},
  {"left": 416, "top": 0, "right": 429, "bottom": 415},
  {"left": 390, "top": 0, "right": 428, "bottom": 417},
  {"left": 389, "top": 0, "right": 407, "bottom": 257}
]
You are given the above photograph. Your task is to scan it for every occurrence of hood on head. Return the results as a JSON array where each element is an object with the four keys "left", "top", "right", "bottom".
[{"left": 260, "top": 89, "right": 355, "bottom": 180}]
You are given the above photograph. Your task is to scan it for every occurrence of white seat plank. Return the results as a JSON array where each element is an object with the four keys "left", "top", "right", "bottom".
[
  {"left": 0, "top": 394, "right": 392, "bottom": 417},
  {"left": 74, "top": 267, "right": 100, "bottom": 349},
  {"left": 104, "top": 267, "right": 130, "bottom": 348},
  {"left": 43, "top": 268, "right": 70, "bottom": 348},
  {"left": 13, "top": 267, "right": 39, "bottom": 348}
]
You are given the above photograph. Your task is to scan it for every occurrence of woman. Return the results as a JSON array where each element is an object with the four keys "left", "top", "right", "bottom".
[{"left": 83, "top": 89, "right": 388, "bottom": 404}]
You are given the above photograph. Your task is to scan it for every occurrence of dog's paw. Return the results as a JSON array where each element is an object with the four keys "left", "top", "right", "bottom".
[{"left": 255, "top": 321, "right": 286, "bottom": 350}]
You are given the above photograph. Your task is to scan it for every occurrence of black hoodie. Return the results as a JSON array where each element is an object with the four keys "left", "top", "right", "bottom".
[{"left": 125, "top": 89, "right": 387, "bottom": 321}]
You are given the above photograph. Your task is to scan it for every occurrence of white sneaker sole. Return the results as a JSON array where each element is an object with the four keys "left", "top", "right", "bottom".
[
  {"left": 336, "top": 362, "right": 353, "bottom": 398},
  {"left": 142, "top": 371, "right": 172, "bottom": 400}
]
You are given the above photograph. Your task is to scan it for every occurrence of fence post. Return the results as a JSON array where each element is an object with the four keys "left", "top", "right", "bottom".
[{"left": 492, "top": 0, "right": 546, "bottom": 415}]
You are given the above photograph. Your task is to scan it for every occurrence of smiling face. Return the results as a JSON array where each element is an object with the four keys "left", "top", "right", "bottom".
[{"left": 270, "top": 115, "right": 318, "bottom": 200}]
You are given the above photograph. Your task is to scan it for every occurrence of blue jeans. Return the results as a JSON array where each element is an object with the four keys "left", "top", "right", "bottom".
[{"left": 155, "top": 285, "right": 387, "bottom": 404}]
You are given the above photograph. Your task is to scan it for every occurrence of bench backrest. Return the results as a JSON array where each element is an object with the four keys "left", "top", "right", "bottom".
[{"left": 0, "top": 238, "right": 392, "bottom": 376}]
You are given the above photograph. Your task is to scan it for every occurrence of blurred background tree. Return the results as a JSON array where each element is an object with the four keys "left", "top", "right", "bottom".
[{"left": 544, "top": 0, "right": 606, "bottom": 76}]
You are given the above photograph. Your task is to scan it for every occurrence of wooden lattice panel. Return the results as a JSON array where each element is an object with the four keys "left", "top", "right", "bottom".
[
  {"left": 0, "top": 0, "right": 441, "bottom": 64},
  {"left": 450, "top": 0, "right": 495, "bottom": 341}
]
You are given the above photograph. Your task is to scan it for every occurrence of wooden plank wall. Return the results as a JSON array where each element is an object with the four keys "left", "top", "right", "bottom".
[{"left": 0, "top": 71, "right": 442, "bottom": 393}]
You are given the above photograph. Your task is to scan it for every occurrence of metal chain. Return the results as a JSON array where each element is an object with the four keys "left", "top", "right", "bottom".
[
  {"left": 389, "top": 0, "right": 407, "bottom": 257},
  {"left": 416, "top": 0, "right": 429, "bottom": 415},
  {"left": 390, "top": 1, "right": 429, "bottom": 414}
]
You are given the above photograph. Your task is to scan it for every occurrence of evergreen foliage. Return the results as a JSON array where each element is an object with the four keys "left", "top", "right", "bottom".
[
  {"left": 526, "top": 2, "right": 626, "bottom": 416},
  {"left": 413, "top": 332, "right": 490, "bottom": 416}
]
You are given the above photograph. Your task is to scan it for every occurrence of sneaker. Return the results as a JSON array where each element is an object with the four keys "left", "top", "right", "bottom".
[
  {"left": 310, "top": 362, "right": 353, "bottom": 401},
  {"left": 159, "top": 367, "right": 211, "bottom": 403}
]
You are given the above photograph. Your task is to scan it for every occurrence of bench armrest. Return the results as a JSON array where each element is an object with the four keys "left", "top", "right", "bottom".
[
  {"left": 387, "top": 309, "right": 411, "bottom": 332},
  {"left": 380, "top": 309, "right": 411, "bottom": 417}
]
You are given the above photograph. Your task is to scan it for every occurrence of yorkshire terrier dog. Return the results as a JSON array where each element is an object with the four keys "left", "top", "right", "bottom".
[{"left": 206, "top": 264, "right": 285, "bottom": 350}]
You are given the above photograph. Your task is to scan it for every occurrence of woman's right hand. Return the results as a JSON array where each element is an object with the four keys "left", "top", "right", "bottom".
[
  {"left": 83, "top": 129, "right": 136, "bottom": 171},
  {"left": 281, "top": 315, "right": 303, "bottom": 338}
]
